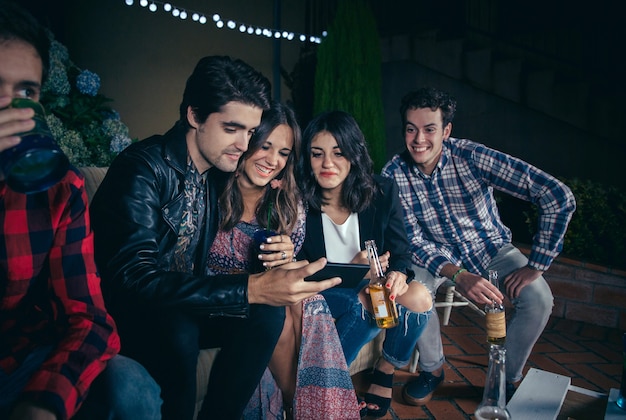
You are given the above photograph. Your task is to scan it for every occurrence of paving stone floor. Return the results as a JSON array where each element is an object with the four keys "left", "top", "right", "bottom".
[{"left": 352, "top": 304, "right": 624, "bottom": 420}]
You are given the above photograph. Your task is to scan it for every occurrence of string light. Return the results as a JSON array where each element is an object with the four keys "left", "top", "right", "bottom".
[{"left": 123, "top": 0, "right": 325, "bottom": 43}]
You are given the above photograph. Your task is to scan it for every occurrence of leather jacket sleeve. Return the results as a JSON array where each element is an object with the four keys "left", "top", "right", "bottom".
[{"left": 90, "top": 138, "right": 248, "bottom": 318}]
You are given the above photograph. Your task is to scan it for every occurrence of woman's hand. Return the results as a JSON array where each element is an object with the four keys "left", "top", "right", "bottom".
[
  {"left": 258, "top": 234, "right": 296, "bottom": 269},
  {"left": 383, "top": 270, "right": 408, "bottom": 301}
]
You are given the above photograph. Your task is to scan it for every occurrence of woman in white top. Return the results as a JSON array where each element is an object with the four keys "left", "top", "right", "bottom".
[{"left": 296, "top": 110, "right": 433, "bottom": 418}]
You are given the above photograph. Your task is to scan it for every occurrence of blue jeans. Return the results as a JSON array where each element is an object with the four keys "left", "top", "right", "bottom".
[
  {"left": 413, "top": 243, "right": 553, "bottom": 383},
  {"left": 75, "top": 354, "right": 162, "bottom": 420},
  {"left": 322, "top": 280, "right": 432, "bottom": 369},
  {"left": 0, "top": 346, "right": 161, "bottom": 420}
]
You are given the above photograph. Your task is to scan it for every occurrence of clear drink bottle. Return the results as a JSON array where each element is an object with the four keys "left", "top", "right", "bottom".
[
  {"left": 365, "top": 240, "right": 398, "bottom": 329},
  {"left": 475, "top": 345, "right": 512, "bottom": 420},
  {"left": 485, "top": 270, "right": 506, "bottom": 345}
]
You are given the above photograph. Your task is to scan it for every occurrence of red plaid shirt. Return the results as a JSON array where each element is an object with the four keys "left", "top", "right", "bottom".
[{"left": 0, "top": 167, "right": 120, "bottom": 420}]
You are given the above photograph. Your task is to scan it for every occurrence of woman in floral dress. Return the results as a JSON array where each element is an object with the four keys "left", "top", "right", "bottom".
[{"left": 205, "top": 102, "right": 361, "bottom": 420}]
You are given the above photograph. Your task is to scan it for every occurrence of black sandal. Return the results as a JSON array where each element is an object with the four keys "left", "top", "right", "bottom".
[
  {"left": 363, "top": 369, "right": 394, "bottom": 418},
  {"left": 357, "top": 395, "right": 368, "bottom": 418}
]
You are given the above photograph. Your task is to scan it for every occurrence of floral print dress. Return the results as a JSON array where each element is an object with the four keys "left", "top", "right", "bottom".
[{"left": 206, "top": 204, "right": 360, "bottom": 420}]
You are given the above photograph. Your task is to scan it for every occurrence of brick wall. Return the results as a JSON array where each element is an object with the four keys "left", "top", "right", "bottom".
[{"left": 519, "top": 245, "right": 626, "bottom": 329}]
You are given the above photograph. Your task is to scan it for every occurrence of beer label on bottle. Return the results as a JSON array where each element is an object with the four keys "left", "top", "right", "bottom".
[{"left": 371, "top": 289, "right": 389, "bottom": 317}]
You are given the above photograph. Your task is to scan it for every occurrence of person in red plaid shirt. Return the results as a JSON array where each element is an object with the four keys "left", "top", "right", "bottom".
[{"left": 0, "top": 2, "right": 161, "bottom": 419}]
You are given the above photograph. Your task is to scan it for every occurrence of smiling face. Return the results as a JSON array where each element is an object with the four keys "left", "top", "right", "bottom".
[
  {"left": 404, "top": 107, "right": 452, "bottom": 175},
  {"left": 239, "top": 123, "right": 293, "bottom": 188},
  {"left": 186, "top": 100, "right": 263, "bottom": 174},
  {"left": 310, "top": 131, "right": 351, "bottom": 194}
]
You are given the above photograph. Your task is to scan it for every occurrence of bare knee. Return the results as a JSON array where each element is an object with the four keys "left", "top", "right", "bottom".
[{"left": 397, "top": 282, "right": 432, "bottom": 313}]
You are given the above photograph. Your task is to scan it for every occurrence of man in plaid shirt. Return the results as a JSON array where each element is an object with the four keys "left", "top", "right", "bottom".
[
  {"left": 0, "top": 2, "right": 160, "bottom": 419},
  {"left": 382, "top": 87, "right": 575, "bottom": 405}
]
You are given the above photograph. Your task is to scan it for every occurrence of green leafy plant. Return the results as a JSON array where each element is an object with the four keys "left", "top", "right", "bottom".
[
  {"left": 313, "top": 0, "right": 387, "bottom": 172},
  {"left": 524, "top": 178, "right": 626, "bottom": 269},
  {"left": 40, "top": 32, "right": 134, "bottom": 167}
]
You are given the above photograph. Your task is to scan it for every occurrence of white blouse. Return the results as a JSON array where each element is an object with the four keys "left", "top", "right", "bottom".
[{"left": 321, "top": 212, "right": 361, "bottom": 263}]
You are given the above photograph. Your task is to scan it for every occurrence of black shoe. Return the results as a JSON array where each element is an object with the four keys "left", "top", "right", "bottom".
[
  {"left": 402, "top": 370, "right": 444, "bottom": 406},
  {"left": 506, "top": 382, "right": 516, "bottom": 402}
]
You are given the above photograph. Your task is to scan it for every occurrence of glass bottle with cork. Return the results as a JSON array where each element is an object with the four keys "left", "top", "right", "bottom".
[
  {"left": 365, "top": 239, "right": 398, "bottom": 329},
  {"left": 485, "top": 270, "right": 506, "bottom": 345}
]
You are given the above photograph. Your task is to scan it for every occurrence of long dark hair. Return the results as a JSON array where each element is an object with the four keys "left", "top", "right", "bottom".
[
  {"left": 219, "top": 101, "right": 301, "bottom": 234},
  {"left": 298, "top": 110, "right": 377, "bottom": 213}
]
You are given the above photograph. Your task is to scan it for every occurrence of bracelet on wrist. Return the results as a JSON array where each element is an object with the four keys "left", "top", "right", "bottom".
[{"left": 451, "top": 268, "right": 467, "bottom": 283}]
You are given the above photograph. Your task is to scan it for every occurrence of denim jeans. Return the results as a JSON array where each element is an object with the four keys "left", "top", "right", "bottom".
[
  {"left": 413, "top": 243, "right": 553, "bottom": 383},
  {"left": 322, "top": 280, "right": 432, "bottom": 369},
  {"left": 74, "top": 354, "right": 162, "bottom": 420},
  {"left": 0, "top": 346, "right": 161, "bottom": 420}
]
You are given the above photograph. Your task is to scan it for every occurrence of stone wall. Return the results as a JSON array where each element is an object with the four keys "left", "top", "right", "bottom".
[{"left": 518, "top": 246, "right": 626, "bottom": 329}]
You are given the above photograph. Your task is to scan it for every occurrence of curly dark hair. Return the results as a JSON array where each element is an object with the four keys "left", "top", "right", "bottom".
[
  {"left": 219, "top": 101, "right": 301, "bottom": 234},
  {"left": 400, "top": 87, "right": 457, "bottom": 127},
  {"left": 297, "top": 110, "right": 377, "bottom": 213}
]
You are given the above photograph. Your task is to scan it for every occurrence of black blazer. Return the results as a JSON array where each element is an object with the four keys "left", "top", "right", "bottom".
[{"left": 298, "top": 175, "right": 412, "bottom": 276}]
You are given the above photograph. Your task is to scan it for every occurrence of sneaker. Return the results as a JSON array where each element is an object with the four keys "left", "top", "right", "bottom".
[{"left": 402, "top": 370, "right": 445, "bottom": 406}]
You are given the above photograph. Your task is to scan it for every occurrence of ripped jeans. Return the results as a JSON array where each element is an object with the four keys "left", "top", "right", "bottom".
[{"left": 321, "top": 280, "right": 433, "bottom": 369}]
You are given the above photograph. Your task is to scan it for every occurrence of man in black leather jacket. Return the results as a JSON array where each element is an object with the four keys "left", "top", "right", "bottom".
[{"left": 90, "top": 56, "right": 338, "bottom": 420}]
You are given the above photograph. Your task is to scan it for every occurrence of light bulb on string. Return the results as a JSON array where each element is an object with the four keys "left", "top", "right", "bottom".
[{"left": 124, "top": 1, "right": 325, "bottom": 44}]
